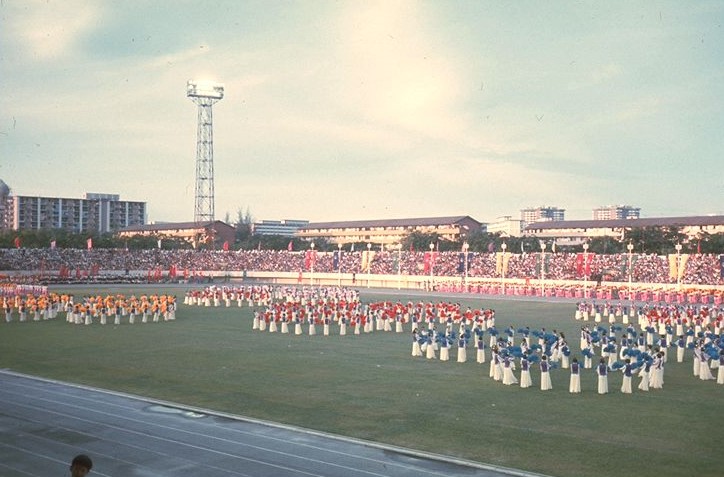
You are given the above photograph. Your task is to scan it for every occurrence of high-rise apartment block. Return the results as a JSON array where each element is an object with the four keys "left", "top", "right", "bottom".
[
  {"left": 520, "top": 206, "right": 565, "bottom": 227},
  {"left": 1, "top": 191, "right": 146, "bottom": 233},
  {"left": 592, "top": 205, "right": 641, "bottom": 220}
]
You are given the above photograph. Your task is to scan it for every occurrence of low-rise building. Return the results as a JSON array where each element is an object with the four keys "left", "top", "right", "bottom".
[
  {"left": 296, "top": 216, "right": 482, "bottom": 246},
  {"left": 118, "top": 220, "right": 235, "bottom": 248}
]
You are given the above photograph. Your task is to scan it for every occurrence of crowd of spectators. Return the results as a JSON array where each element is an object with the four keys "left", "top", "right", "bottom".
[{"left": 1, "top": 248, "right": 722, "bottom": 286}]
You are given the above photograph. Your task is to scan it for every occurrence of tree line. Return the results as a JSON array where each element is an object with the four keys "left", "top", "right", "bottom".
[{"left": 2, "top": 226, "right": 722, "bottom": 255}]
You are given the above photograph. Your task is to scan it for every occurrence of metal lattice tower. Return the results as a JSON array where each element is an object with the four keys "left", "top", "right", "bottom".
[{"left": 187, "top": 80, "right": 224, "bottom": 223}]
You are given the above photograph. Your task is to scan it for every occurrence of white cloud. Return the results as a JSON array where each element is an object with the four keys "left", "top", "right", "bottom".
[{"left": 4, "top": 0, "right": 101, "bottom": 61}]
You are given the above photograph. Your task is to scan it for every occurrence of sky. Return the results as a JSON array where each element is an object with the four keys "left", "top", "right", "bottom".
[{"left": 1, "top": 0, "right": 723, "bottom": 225}]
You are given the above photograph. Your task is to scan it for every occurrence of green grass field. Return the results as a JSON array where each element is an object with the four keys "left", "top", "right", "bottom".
[{"left": 1, "top": 285, "right": 721, "bottom": 477}]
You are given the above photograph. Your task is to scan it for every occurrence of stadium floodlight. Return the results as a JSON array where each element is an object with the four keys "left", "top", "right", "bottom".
[
  {"left": 187, "top": 79, "right": 224, "bottom": 223},
  {"left": 187, "top": 80, "right": 224, "bottom": 99}
]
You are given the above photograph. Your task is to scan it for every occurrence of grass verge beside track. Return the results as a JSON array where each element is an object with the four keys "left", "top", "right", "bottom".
[{"left": 1, "top": 285, "right": 721, "bottom": 477}]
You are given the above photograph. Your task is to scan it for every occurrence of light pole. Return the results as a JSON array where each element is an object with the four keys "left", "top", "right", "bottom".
[
  {"left": 627, "top": 242, "right": 634, "bottom": 302},
  {"left": 462, "top": 241, "right": 470, "bottom": 286},
  {"left": 310, "top": 242, "right": 315, "bottom": 287},
  {"left": 583, "top": 242, "right": 589, "bottom": 299},
  {"left": 501, "top": 242, "right": 507, "bottom": 294},
  {"left": 397, "top": 243, "right": 402, "bottom": 290},
  {"left": 429, "top": 242, "right": 435, "bottom": 290},
  {"left": 367, "top": 242, "right": 372, "bottom": 288},
  {"left": 540, "top": 242, "right": 546, "bottom": 296},
  {"left": 675, "top": 242, "right": 682, "bottom": 291},
  {"left": 337, "top": 242, "right": 342, "bottom": 287}
]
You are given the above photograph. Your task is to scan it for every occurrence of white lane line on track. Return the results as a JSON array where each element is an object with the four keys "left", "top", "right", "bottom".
[
  {"left": 0, "top": 395, "right": 396, "bottom": 477},
  {"left": 1, "top": 379, "right": 466, "bottom": 477},
  {"left": 0, "top": 442, "right": 114, "bottom": 477},
  {"left": 1, "top": 369, "right": 550, "bottom": 477}
]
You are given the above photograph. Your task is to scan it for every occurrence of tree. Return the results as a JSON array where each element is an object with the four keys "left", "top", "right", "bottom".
[{"left": 234, "top": 206, "right": 254, "bottom": 248}]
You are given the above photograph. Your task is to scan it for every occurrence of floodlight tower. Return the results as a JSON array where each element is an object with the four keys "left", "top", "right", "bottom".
[{"left": 187, "top": 80, "right": 224, "bottom": 223}]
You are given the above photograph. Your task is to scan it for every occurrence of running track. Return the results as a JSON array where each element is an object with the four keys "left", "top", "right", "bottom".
[{"left": 0, "top": 370, "right": 546, "bottom": 477}]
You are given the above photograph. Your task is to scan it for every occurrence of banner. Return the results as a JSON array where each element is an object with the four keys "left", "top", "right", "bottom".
[
  {"left": 423, "top": 251, "right": 437, "bottom": 274},
  {"left": 678, "top": 254, "right": 689, "bottom": 281},
  {"left": 536, "top": 254, "right": 550, "bottom": 275},
  {"left": 668, "top": 254, "right": 678, "bottom": 280},
  {"left": 304, "top": 250, "right": 317, "bottom": 270},
  {"left": 361, "top": 250, "right": 375, "bottom": 272}
]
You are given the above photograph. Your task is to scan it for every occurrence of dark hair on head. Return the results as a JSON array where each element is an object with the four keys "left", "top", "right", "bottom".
[{"left": 71, "top": 454, "right": 93, "bottom": 470}]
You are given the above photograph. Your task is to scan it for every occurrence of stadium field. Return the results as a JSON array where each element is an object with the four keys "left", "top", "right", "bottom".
[{"left": 0, "top": 284, "right": 721, "bottom": 477}]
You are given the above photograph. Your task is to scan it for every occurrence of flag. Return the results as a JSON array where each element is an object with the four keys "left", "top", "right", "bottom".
[
  {"left": 585, "top": 253, "right": 594, "bottom": 276},
  {"left": 457, "top": 253, "right": 465, "bottom": 273},
  {"left": 668, "top": 254, "right": 678, "bottom": 280},
  {"left": 223, "top": 241, "right": 229, "bottom": 251},
  {"left": 361, "top": 251, "right": 369, "bottom": 272},
  {"left": 50, "top": 239, "right": 56, "bottom": 250},
  {"left": 157, "top": 238, "right": 162, "bottom": 249},
  {"left": 576, "top": 253, "right": 584, "bottom": 276},
  {"left": 304, "top": 250, "right": 317, "bottom": 270},
  {"left": 333, "top": 250, "right": 341, "bottom": 271},
  {"left": 502, "top": 252, "right": 511, "bottom": 276},
  {"left": 287, "top": 240, "right": 293, "bottom": 251},
  {"left": 14, "top": 236, "right": 21, "bottom": 249},
  {"left": 361, "top": 250, "right": 375, "bottom": 272},
  {"left": 87, "top": 238, "right": 93, "bottom": 250},
  {"left": 423, "top": 252, "right": 436, "bottom": 274}
]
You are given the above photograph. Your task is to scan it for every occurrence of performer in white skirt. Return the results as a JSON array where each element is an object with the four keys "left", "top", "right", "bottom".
[
  {"left": 675, "top": 336, "right": 686, "bottom": 363},
  {"left": 637, "top": 358, "right": 651, "bottom": 391},
  {"left": 425, "top": 333, "right": 436, "bottom": 360},
  {"left": 502, "top": 354, "right": 517, "bottom": 385},
  {"left": 699, "top": 352, "right": 715, "bottom": 380},
  {"left": 540, "top": 355, "right": 552, "bottom": 391},
  {"left": 569, "top": 358, "right": 581, "bottom": 393},
  {"left": 519, "top": 354, "right": 532, "bottom": 388},
  {"left": 456, "top": 336, "right": 467, "bottom": 363},
  {"left": 411, "top": 330, "right": 422, "bottom": 357},
  {"left": 489, "top": 346, "right": 499, "bottom": 379},
  {"left": 476, "top": 337, "right": 486, "bottom": 364},
  {"left": 597, "top": 359, "right": 609, "bottom": 394},
  {"left": 717, "top": 351, "right": 724, "bottom": 384},
  {"left": 620, "top": 359, "right": 633, "bottom": 394},
  {"left": 439, "top": 335, "right": 450, "bottom": 362}
]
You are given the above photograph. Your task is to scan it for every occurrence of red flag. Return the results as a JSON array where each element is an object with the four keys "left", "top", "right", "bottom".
[
  {"left": 576, "top": 253, "right": 584, "bottom": 276},
  {"left": 87, "top": 238, "right": 93, "bottom": 250},
  {"left": 14, "top": 237, "right": 21, "bottom": 249},
  {"left": 223, "top": 241, "right": 229, "bottom": 251}
]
